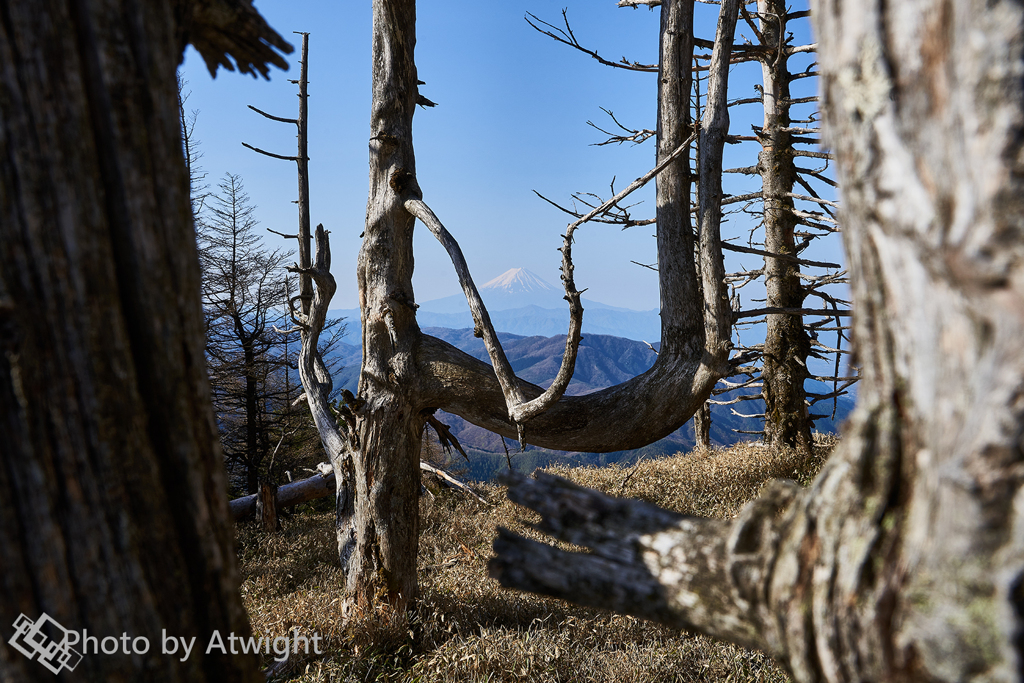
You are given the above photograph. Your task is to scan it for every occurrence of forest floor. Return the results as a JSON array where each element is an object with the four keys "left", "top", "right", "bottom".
[{"left": 236, "top": 434, "right": 838, "bottom": 682}]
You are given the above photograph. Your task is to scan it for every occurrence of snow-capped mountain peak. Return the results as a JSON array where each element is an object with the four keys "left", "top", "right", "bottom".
[{"left": 480, "top": 268, "right": 557, "bottom": 294}]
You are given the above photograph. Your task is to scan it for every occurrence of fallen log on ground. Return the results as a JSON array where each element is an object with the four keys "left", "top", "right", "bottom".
[
  {"left": 230, "top": 461, "right": 488, "bottom": 521},
  {"left": 230, "top": 467, "right": 336, "bottom": 521}
]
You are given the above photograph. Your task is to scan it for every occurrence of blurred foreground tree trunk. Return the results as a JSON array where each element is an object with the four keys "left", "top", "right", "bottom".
[
  {"left": 0, "top": 0, "right": 289, "bottom": 680},
  {"left": 491, "top": 0, "right": 1024, "bottom": 680}
]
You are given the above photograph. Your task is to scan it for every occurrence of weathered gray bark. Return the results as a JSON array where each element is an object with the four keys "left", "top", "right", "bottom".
[
  {"left": 757, "top": 0, "right": 813, "bottom": 451},
  {"left": 694, "top": 401, "right": 712, "bottom": 447},
  {"left": 0, "top": 0, "right": 289, "bottom": 680},
  {"left": 492, "top": 1, "right": 1024, "bottom": 681},
  {"left": 243, "top": 30, "right": 310, "bottom": 317},
  {"left": 345, "top": 0, "right": 426, "bottom": 613},
  {"left": 287, "top": 226, "right": 360, "bottom": 590}
]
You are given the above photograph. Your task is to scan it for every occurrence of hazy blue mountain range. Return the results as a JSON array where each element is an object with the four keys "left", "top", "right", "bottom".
[
  {"left": 330, "top": 267, "right": 663, "bottom": 343},
  {"left": 325, "top": 327, "right": 855, "bottom": 481}
]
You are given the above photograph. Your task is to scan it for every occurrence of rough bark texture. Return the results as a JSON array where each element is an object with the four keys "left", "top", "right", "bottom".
[
  {"left": 352, "top": 0, "right": 426, "bottom": 612},
  {"left": 694, "top": 401, "right": 712, "bottom": 448},
  {"left": 0, "top": 0, "right": 288, "bottom": 680},
  {"left": 813, "top": 0, "right": 1024, "bottom": 677},
  {"left": 289, "top": 225, "right": 359, "bottom": 588},
  {"left": 758, "top": 0, "right": 813, "bottom": 451},
  {"left": 492, "top": 1, "right": 1024, "bottom": 681},
  {"left": 258, "top": 481, "right": 279, "bottom": 531}
]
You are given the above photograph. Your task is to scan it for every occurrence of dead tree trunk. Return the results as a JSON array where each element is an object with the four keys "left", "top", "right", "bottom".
[
  {"left": 0, "top": 0, "right": 290, "bottom": 680},
  {"left": 244, "top": 30, "right": 311, "bottom": 318},
  {"left": 694, "top": 401, "right": 712, "bottom": 448},
  {"left": 757, "top": 0, "right": 813, "bottom": 452},
  {"left": 349, "top": 0, "right": 426, "bottom": 612},
  {"left": 492, "top": 1, "right": 1024, "bottom": 680},
  {"left": 295, "top": 32, "right": 313, "bottom": 318}
]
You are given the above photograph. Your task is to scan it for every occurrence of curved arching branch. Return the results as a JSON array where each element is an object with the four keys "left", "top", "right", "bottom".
[
  {"left": 415, "top": 331, "right": 724, "bottom": 452},
  {"left": 286, "top": 224, "right": 356, "bottom": 568},
  {"left": 404, "top": 199, "right": 527, "bottom": 416},
  {"left": 407, "top": 130, "right": 696, "bottom": 433}
]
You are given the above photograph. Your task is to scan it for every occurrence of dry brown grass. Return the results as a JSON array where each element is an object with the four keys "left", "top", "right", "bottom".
[{"left": 237, "top": 434, "right": 838, "bottom": 682}]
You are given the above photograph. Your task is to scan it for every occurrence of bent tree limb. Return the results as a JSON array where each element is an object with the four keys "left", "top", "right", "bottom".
[
  {"left": 410, "top": 128, "right": 696, "bottom": 437},
  {"left": 493, "top": 1, "right": 1024, "bottom": 681},
  {"left": 491, "top": 471, "right": 798, "bottom": 651},
  {"left": 288, "top": 225, "right": 358, "bottom": 570}
]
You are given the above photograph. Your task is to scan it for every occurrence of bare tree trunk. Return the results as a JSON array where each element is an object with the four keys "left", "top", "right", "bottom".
[
  {"left": 296, "top": 32, "right": 313, "bottom": 319},
  {"left": 350, "top": 0, "right": 426, "bottom": 613},
  {"left": 258, "top": 481, "right": 279, "bottom": 531},
  {"left": 758, "top": 0, "right": 813, "bottom": 452},
  {"left": 694, "top": 401, "right": 712, "bottom": 448},
  {"left": 0, "top": 0, "right": 291, "bottom": 679},
  {"left": 492, "top": 1, "right": 1024, "bottom": 680},
  {"left": 244, "top": 343, "right": 260, "bottom": 494},
  {"left": 413, "top": 0, "right": 733, "bottom": 452}
]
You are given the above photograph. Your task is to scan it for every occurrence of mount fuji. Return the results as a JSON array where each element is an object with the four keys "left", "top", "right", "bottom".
[
  {"left": 412, "top": 268, "right": 662, "bottom": 341},
  {"left": 416, "top": 267, "right": 566, "bottom": 313}
]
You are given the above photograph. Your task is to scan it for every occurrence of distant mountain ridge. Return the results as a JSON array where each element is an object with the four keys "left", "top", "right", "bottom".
[
  {"left": 325, "top": 327, "right": 854, "bottom": 481},
  {"left": 419, "top": 267, "right": 649, "bottom": 314},
  {"left": 330, "top": 267, "right": 662, "bottom": 342}
]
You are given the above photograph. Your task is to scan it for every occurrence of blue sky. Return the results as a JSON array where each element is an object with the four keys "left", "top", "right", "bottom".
[{"left": 179, "top": 0, "right": 836, "bottom": 312}]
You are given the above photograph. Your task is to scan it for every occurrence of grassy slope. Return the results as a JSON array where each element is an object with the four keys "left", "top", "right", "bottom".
[{"left": 237, "top": 435, "right": 837, "bottom": 682}]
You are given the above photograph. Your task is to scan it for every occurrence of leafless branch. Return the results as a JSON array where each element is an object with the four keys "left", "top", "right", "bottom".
[
  {"left": 247, "top": 104, "right": 298, "bottom": 124},
  {"left": 784, "top": 192, "right": 837, "bottom": 208},
  {"left": 526, "top": 11, "right": 658, "bottom": 72},
  {"left": 241, "top": 141, "right": 301, "bottom": 162},
  {"left": 420, "top": 461, "right": 490, "bottom": 506},
  {"left": 425, "top": 413, "right": 468, "bottom": 461},
  {"left": 795, "top": 166, "right": 838, "bottom": 187},
  {"left": 786, "top": 43, "right": 817, "bottom": 55},
  {"left": 721, "top": 242, "right": 841, "bottom": 269},
  {"left": 566, "top": 132, "right": 698, "bottom": 231},
  {"left": 735, "top": 307, "right": 852, "bottom": 320},
  {"left": 793, "top": 149, "right": 834, "bottom": 159},
  {"left": 588, "top": 108, "right": 656, "bottom": 146},
  {"left": 267, "top": 227, "right": 299, "bottom": 239},
  {"left": 406, "top": 199, "right": 582, "bottom": 430}
]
